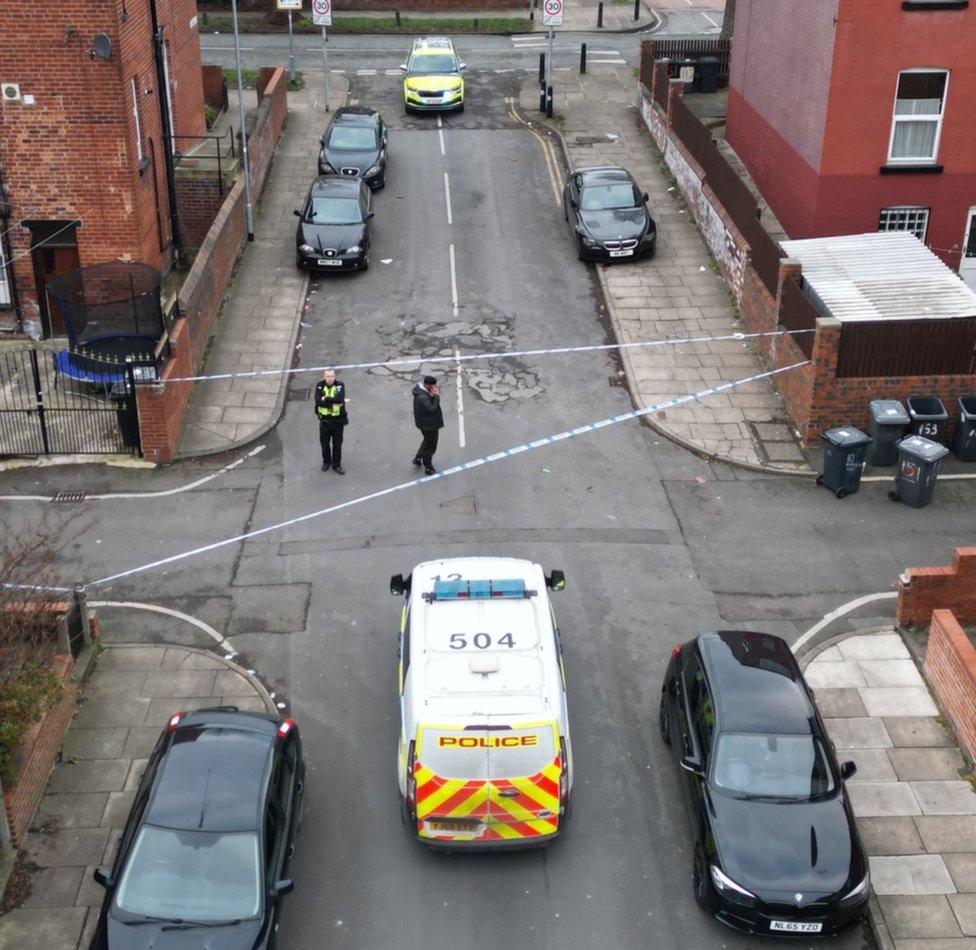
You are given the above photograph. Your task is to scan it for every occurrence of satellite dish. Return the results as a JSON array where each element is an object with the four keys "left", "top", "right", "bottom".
[{"left": 91, "top": 33, "right": 112, "bottom": 59}]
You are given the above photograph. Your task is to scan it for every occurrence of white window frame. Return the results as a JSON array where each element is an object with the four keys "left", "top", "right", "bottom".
[
  {"left": 878, "top": 206, "right": 931, "bottom": 242},
  {"left": 886, "top": 68, "right": 949, "bottom": 165},
  {"left": 130, "top": 77, "right": 143, "bottom": 163},
  {"left": 161, "top": 40, "right": 176, "bottom": 155},
  {"left": 0, "top": 239, "right": 11, "bottom": 308}
]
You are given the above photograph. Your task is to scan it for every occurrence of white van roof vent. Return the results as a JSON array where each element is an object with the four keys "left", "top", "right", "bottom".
[{"left": 469, "top": 655, "right": 500, "bottom": 675}]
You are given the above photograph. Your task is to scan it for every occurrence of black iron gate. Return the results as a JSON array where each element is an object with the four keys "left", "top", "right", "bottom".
[{"left": 0, "top": 345, "right": 142, "bottom": 456}]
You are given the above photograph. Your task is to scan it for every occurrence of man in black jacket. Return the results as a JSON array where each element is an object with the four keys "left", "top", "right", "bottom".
[
  {"left": 412, "top": 375, "right": 444, "bottom": 475},
  {"left": 315, "top": 369, "right": 348, "bottom": 474}
]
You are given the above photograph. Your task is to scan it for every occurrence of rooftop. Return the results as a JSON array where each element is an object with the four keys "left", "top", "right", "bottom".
[{"left": 779, "top": 231, "right": 976, "bottom": 324}]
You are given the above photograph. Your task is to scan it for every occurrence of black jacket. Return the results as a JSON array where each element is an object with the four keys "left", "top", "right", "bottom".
[
  {"left": 413, "top": 381, "right": 444, "bottom": 431},
  {"left": 315, "top": 379, "right": 348, "bottom": 424}
]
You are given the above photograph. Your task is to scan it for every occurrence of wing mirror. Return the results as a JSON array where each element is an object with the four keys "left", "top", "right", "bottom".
[
  {"left": 459, "top": 62, "right": 467, "bottom": 71},
  {"left": 293, "top": 209, "right": 302, "bottom": 217},
  {"left": 399, "top": 63, "right": 407, "bottom": 71},
  {"left": 366, "top": 211, "right": 375, "bottom": 219},
  {"left": 390, "top": 573, "right": 411, "bottom": 596},
  {"left": 841, "top": 760, "right": 857, "bottom": 781},
  {"left": 680, "top": 756, "right": 703, "bottom": 776},
  {"left": 642, "top": 191, "right": 649, "bottom": 202},
  {"left": 320, "top": 135, "right": 327, "bottom": 146},
  {"left": 545, "top": 570, "right": 566, "bottom": 592},
  {"left": 273, "top": 879, "right": 294, "bottom": 899},
  {"left": 93, "top": 867, "right": 114, "bottom": 888}
]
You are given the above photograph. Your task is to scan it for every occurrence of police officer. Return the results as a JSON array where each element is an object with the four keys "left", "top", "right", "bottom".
[
  {"left": 315, "top": 369, "right": 348, "bottom": 474},
  {"left": 412, "top": 375, "right": 444, "bottom": 475}
]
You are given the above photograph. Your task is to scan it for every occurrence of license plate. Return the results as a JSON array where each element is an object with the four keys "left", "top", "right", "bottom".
[
  {"left": 317, "top": 259, "right": 343, "bottom": 267},
  {"left": 609, "top": 249, "right": 634, "bottom": 258},
  {"left": 425, "top": 820, "right": 480, "bottom": 835},
  {"left": 770, "top": 921, "right": 823, "bottom": 933}
]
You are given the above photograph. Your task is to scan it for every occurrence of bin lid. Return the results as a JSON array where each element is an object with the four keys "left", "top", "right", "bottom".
[
  {"left": 868, "top": 400, "right": 909, "bottom": 425},
  {"left": 822, "top": 427, "right": 872, "bottom": 448},
  {"left": 907, "top": 395, "right": 948, "bottom": 420},
  {"left": 897, "top": 434, "right": 950, "bottom": 462}
]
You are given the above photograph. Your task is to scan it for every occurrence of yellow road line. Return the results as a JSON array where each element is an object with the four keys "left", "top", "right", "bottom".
[{"left": 507, "top": 98, "right": 562, "bottom": 206}]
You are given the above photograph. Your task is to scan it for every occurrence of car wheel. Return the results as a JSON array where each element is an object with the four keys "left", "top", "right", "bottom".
[
  {"left": 400, "top": 794, "right": 412, "bottom": 826},
  {"left": 457, "top": 102, "right": 465, "bottom": 114},
  {"left": 361, "top": 251, "right": 370, "bottom": 272},
  {"left": 563, "top": 200, "right": 568, "bottom": 222},
  {"left": 659, "top": 691, "right": 671, "bottom": 746},
  {"left": 693, "top": 848, "right": 710, "bottom": 909},
  {"left": 295, "top": 254, "right": 303, "bottom": 270}
]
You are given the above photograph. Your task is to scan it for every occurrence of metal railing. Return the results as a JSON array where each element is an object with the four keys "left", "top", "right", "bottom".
[{"left": 170, "top": 127, "right": 237, "bottom": 196}]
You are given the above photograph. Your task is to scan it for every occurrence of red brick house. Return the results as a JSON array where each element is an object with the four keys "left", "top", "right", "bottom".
[
  {"left": 0, "top": 0, "right": 205, "bottom": 337},
  {"left": 726, "top": 0, "right": 976, "bottom": 291}
]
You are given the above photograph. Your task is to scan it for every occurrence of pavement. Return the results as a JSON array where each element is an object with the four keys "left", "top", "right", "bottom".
[
  {"left": 0, "top": 643, "right": 277, "bottom": 950},
  {"left": 521, "top": 66, "right": 813, "bottom": 472},
  {"left": 803, "top": 629, "right": 976, "bottom": 949},
  {"left": 177, "top": 78, "right": 349, "bottom": 458}
]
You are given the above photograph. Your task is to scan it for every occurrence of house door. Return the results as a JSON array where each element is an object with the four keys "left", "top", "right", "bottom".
[
  {"left": 961, "top": 207, "right": 976, "bottom": 291},
  {"left": 28, "top": 222, "right": 80, "bottom": 338}
]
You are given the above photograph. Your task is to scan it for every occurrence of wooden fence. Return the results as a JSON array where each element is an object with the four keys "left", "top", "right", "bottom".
[
  {"left": 836, "top": 318, "right": 976, "bottom": 378},
  {"left": 778, "top": 277, "right": 818, "bottom": 358},
  {"left": 642, "top": 38, "right": 731, "bottom": 88}
]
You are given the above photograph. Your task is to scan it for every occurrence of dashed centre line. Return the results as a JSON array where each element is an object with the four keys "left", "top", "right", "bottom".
[
  {"left": 448, "top": 243, "right": 460, "bottom": 318},
  {"left": 443, "top": 172, "right": 453, "bottom": 225}
]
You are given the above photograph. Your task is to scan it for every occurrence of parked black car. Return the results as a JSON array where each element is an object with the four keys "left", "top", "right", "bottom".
[
  {"left": 563, "top": 165, "right": 656, "bottom": 263},
  {"left": 318, "top": 106, "right": 388, "bottom": 189},
  {"left": 294, "top": 176, "right": 373, "bottom": 272},
  {"left": 659, "top": 631, "right": 869, "bottom": 938},
  {"left": 89, "top": 708, "right": 304, "bottom": 950}
]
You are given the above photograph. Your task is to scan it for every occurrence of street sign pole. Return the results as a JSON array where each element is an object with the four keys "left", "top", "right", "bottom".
[
  {"left": 313, "top": 0, "right": 333, "bottom": 111},
  {"left": 230, "top": 0, "right": 254, "bottom": 240},
  {"left": 322, "top": 26, "right": 329, "bottom": 110},
  {"left": 287, "top": 12, "right": 295, "bottom": 82}
]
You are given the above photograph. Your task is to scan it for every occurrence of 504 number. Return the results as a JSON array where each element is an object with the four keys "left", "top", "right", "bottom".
[{"left": 449, "top": 632, "right": 516, "bottom": 650}]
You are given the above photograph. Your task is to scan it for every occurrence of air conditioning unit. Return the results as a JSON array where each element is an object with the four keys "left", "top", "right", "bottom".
[{"left": 1, "top": 83, "right": 21, "bottom": 103}]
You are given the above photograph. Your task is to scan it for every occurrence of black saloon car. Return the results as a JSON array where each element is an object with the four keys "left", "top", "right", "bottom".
[
  {"left": 318, "top": 106, "right": 388, "bottom": 189},
  {"left": 89, "top": 708, "right": 304, "bottom": 950},
  {"left": 563, "top": 165, "right": 656, "bottom": 263},
  {"left": 659, "top": 631, "right": 869, "bottom": 938},
  {"left": 294, "top": 176, "right": 373, "bottom": 272}
]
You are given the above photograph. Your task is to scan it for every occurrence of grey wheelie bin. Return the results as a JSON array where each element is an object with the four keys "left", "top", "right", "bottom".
[
  {"left": 907, "top": 395, "right": 949, "bottom": 444},
  {"left": 888, "top": 435, "right": 950, "bottom": 508},
  {"left": 866, "top": 400, "right": 909, "bottom": 466},
  {"left": 817, "top": 427, "right": 872, "bottom": 498},
  {"left": 953, "top": 396, "right": 976, "bottom": 461}
]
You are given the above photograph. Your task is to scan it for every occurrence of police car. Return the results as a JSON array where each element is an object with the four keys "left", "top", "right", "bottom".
[
  {"left": 400, "top": 36, "right": 466, "bottom": 114},
  {"left": 391, "top": 557, "right": 572, "bottom": 848}
]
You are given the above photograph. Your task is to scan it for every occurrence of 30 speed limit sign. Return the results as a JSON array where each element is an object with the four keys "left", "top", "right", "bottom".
[
  {"left": 542, "top": 0, "right": 563, "bottom": 26},
  {"left": 312, "top": 0, "right": 332, "bottom": 26}
]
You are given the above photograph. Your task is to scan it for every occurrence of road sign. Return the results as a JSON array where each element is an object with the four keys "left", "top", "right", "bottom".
[
  {"left": 542, "top": 0, "right": 563, "bottom": 27},
  {"left": 276, "top": 0, "right": 303, "bottom": 11},
  {"left": 312, "top": 0, "right": 332, "bottom": 26}
]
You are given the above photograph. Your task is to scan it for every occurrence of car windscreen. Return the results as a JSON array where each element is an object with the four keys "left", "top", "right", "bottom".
[
  {"left": 580, "top": 183, "right": 640, "bottom": 211},
  {"left": 713, "top": 733, "right": 836, "bottom": 801},
  {"left": 420, "top": 726, "right": 556, "bottom": 780},
  {"left": 114, "top": 826, "right": 261, "bottom": 922},
  {"left": 306, "top": 196, "right": 362, "bottom": 225},
  {"left": 328, "top": 126, "right": 378, "bottom": 150},
  {"left": 408, "top": 53, "right": 458, "bottom": 75}
]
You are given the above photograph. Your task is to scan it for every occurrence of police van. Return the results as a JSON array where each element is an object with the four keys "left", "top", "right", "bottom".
[{"left": 391, "top": 557, "right": 572, "bottom": 848}]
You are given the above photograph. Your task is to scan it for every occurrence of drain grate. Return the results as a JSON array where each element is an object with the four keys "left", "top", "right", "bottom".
[
  {"left": 288, "top": 388, "right": 310, "bottom": 401},
  {"left": 52, "top": 491, "right": 86, "bottom": 503}
]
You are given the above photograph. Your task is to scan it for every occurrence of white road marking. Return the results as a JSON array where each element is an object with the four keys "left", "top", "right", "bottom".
[
  {"left": 587, "top": 59, "right": 626, "bottom": 65},
  {"left": 331, "top": 69, "right": 346, "bottom": 74},
  {"left": 89, "top": 600, "right": 235, "bottom": 654},
  {"left": 443, "top": 172, "right": 453, "bottom": 224},
  {"left": 701, "top": 11, "right": 721, "bottom": 29},
  {"left": 0, "top": 445, "right": 265, "bottom": 502},
  {"left": 356, "top": 68, "right": 377, "bottom": 75},
  {"left": 791, "top": 592, "right": 899, "bottom": 658},
  {"left": 449, "top": 243, "right": 459, "bottom": 318},
  {"left": 438, "top": 126, "right": 445, "bottom": 155},
  {"left": 384, "top": 68, "right": 401, "bottom": 75},
  {"left": 455, "top": 348, "right": 466, "bottom": 449}
]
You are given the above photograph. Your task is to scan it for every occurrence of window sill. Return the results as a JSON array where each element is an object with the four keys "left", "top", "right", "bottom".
[
  {"left": 138, "top": 156, "right": 152, "bottom": 177},
  {"left": 902, "top": 1, "right": 968, "bottom": 9},
  {"left": 880, "top": 164, "right": 944, "bottom": 175}
]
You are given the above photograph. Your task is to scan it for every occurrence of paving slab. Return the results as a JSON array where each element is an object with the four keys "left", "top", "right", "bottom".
[
  {"left": 101, "top": 791, "right": 136, "bottom": 828},
  {"left": 848, "top": 781, "right": 921, "bottom": 817},
  {"left": 61, "top": 726, "right": 129, "bottom": 760},
  {"left": 122, "top": 725, "right": 164, "bottom": 757},
  {"left": 86, "top": 669, "right": 149, "bottom": 696},
  {"left": 73, "top": 867, "right": 105, "bottom": 909},
  {"left": 25, "top": 827, "right": 111, "bottom": 868},
  {"left": 0, "top": 907, "right": 88, "bottom": 950},
  {"left": 870, "top": 854, "right": 957, "bottom": 895},
  {"left": 140, "top": 669, "right": 217, "bottom": 698},
  {"left": 72, "top": 696, "right": 150, "bottom": 728},
  {"left": 895, "top": 939, "right": 976, "bottom": 949},
  {"left": 93, "top": 647, "right": 165, "bottom": 670},
  {"left": 912, "top": 782, "right": 976, "bottom": 816},
  {"left": 888, "top": 748, "right": 966, "bottom": 782},
  {"left": 837, "top": 634, "right": 911, "bottom": 661},
  {"left": 915, "top": 817, "right": 976, "bottom": 853},
  {"left": 814, "top": 687, "right": 868, "bottom": 718},
  {"left": 213, "top": 668, "right": 260, "bottom": 696},
  {"left": 946, "top": 854, "right": 976, "bottom": 892},
  {"left": 20, "top": 866, "right": 85, "bottom": 909},
  {"left": 951, "top": 894, "right": 976, "bottom": 936},
  {"left": 885, "top": 717, "right": 956, "bottom": 748},
  {"left": 45, "top": 758, "right": 130, "bottom": 795},
  {"left": 160, "top": 648, "right": 225, "bottom": 670},
  {"left": 35, "top": 793, "right": 108, "bottom": 830},
  {"left": 846, "top": 747, "right": 899, "bottom": 783},
  {"left": 804, "top": 660, "right": 866, "bottom": 688},
  {"left": 879, "top": 895, "right": 963, "bottom": 938},
  {"left": 860, "top": 687, "right": 939, "bottom": 718},
  {"left": 824, "top": 717, "right": 893, "bottom": 749},
  {"left": 860, "top": 659, "right": 928, "bottom": 687},
  {"left": 857, "top": 816, "right": 925, "bottom": 855}
]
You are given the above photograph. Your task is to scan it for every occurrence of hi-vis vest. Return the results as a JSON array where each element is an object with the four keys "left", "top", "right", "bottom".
[{"left": 317, "top": 385, "right": 341, "bottom": 418}]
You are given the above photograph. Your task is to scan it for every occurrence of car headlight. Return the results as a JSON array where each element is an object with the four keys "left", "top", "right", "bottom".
[
  {"left": 576, "top": 229, "right": 599, "bottom": 248},
  {"left": 839, "top": 870, "right": 869, "bottom": 907},
  {"left": 364, "top": 164, "right": 381, "bottom": 177},
  {"left": 345, "top": 245, "right": 361, "bottom": 255},
  {"left": 709, "top": 865, "right": 757, "bottom": 907},
  {"left": 299, "top": 243, "right": 315, "bottom": 255}
]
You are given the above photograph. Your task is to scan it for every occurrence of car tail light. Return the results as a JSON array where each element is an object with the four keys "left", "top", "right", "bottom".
[
  {"left": 558, "top": 736, "right": 569, "bottom": 808},
  {"left": 406, "top": 740, "right": 417, "bottom": 808},
  {"left": 166, "top": 712, "right": 182, "bottom": 732},
  {"left": 276, "top": 717, "right": 295, "bottom": 739},
  {"left": 671, "top": 642, "right": 682, "bottom": 660}
]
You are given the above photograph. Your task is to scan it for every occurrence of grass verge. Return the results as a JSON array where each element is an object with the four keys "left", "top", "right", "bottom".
[{"left": 204, "top": 14, "right": 531, "bottom": 34}]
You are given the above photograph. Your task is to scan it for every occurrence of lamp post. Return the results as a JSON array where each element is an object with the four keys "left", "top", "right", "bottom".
[{"left": 230, "top": 0, "right": 255, "bottom": 241}]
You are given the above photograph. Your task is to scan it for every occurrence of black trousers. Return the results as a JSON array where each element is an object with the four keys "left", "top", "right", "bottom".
[
  {"left": 415, "top": 429, "right": 439, "bottom": 469},
  {"left": 319, "top": 419, "right": 344, "bottom": 466}
]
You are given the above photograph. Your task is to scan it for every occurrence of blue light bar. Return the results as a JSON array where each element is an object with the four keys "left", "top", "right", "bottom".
[{"left": 430, "top": 578, "right": 530, "bottom": 601}]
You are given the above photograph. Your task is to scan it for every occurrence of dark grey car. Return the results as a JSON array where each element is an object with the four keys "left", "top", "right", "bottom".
[
  {"left": 318, "top": 107, "right": 388, "bottom": 189},
  {"left": 294, "top": 176, "right": 373, "bottom": 273}
]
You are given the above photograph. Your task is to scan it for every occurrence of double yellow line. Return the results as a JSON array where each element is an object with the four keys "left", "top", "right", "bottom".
[{"left": 506, "top": 97, "right": 563, "bottom": 206}]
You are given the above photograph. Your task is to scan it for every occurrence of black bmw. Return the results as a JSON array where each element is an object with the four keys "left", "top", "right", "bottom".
[
  {"left": 318, "top": 106, "right": 388, "bottom": 189},
  {"left": 89, "top": 707, "right": 304, "bottom": 949},
  {"left": 563, "top": 165, "right": 656, "bottom": 263},
  {"left": 294, "top": 175, "right": 373, "bottom": 272},
  {"left": 660, "top": 631, "right": 870, "bottom": 938}
]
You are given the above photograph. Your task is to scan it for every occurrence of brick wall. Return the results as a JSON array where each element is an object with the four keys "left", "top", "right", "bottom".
[
  {"left": 897, "top": 547, "right": 976, "bottom": 628},
  {"left": 201, "top": 64, "right": 227, "bottom": 112},
  {"left": 136, "top": 316, "right": 194, "bottom": 464},
  {"left": 174, "top": 176, "right": 226, "bottom": 250},
  {"left": 924, "top": 609, "right": 976, "bottom": 764}
]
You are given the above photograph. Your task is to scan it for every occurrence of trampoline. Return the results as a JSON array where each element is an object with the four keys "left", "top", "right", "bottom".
[{"left": 54, "top": 335, "right": 159, "bottom": 390}]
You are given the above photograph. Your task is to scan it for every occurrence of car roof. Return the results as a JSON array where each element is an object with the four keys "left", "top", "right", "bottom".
[
  {"left": 309, "top": 175, "right": 364, "bottom": 196},
  {"left": 411, "top": 36, "right": 455, "bottom": 51},
  {"left": 331, "top": 107, "right": 380, "bottom": 126},
  {"left": 576, "top": 166, "right": 634, "bottom": 185},
  {"left": 697, "top": 631, "right": 816, "bottom": 735},
  {"left": 145, "top": 712, "right": 276, "bottom": 833}
]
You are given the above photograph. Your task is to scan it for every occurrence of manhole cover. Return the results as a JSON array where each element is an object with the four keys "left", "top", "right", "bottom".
[
  {"left": 52, "top": 491, "right": 86, "bottom": 502},
  {"left": 288, "top": 388, "right": 310, "bottom": 401}
]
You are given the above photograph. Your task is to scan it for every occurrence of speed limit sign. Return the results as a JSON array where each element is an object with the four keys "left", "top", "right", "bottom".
[
  {"left": 542, "top": 0, "right": 563, "bottom": 26},
  {"left": 312, "top": 0, "right": 332, "bottom": 25}
]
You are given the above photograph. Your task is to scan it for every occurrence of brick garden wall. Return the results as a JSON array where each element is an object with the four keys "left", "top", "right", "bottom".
[
  {"left": 924, "top": 610, "right": 976, "bottom": 765},
  {"left": 136, "top": 317, "right": 194, "bottom": 465},
  {"left": 897, "top": 547, "right": 976, "bottom": 628},
  {"left": 174, "top": 177, "right": 227, "bottom": 251}
]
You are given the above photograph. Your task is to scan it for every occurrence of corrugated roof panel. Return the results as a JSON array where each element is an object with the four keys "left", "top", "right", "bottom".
[{"left": 779, "top": 232, "right": 976, "bottom": 323}]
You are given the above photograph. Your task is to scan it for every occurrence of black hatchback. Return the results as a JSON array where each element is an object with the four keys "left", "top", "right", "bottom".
[
  {"left": 659, "top": 632, "right": 869, "bottom": 938},
  {"left": 563, "top": 165, "right": 656, "bottom": 263},
  {"left": 318, "top": 106, "right": 388, "bottom": 189},
  {"left": 89, "top": 708, "right": 304, "bottom": 949},
  {"left": 294, "top": 176, "right": 373, "bottom": 272}
]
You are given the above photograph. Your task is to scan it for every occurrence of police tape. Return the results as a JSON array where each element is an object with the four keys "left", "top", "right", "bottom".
[
  {"left": 79, "top": 360, "right": 809, "bottom": 592},
  {"left": 159, "top": 329, "right": 814, "bottom": 385}
]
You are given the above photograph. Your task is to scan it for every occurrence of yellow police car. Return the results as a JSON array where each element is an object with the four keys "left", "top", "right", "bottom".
[
  {"left": 400, "top": 36, "right": 466, "bottom": 115},
  {"left": 391, "top": 558, "right": 573, "bottom": 848}
]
